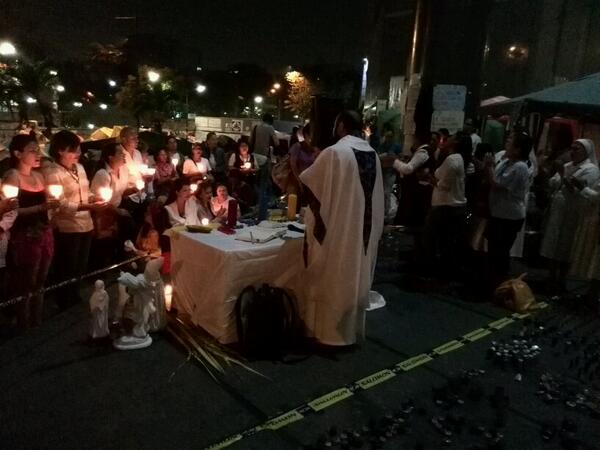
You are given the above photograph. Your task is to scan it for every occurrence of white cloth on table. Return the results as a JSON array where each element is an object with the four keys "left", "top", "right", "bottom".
[
  {"left": 167, "top": 228, "right": 303, "bottom": 343},
  {"left": 299, "top": 134, "right": 384, "bottom": 346}
]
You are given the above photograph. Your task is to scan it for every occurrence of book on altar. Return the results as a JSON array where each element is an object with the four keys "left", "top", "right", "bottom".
[{"left": 235, "top": 228, "right": 287, "bottom": 244}]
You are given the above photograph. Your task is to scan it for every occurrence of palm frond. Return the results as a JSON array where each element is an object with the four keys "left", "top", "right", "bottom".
[{"left": 166, "top": 315, "right": 265, "bottom": 382}]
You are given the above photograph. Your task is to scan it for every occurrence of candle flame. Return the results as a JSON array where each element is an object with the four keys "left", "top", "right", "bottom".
[
  {"left": 99, "top": 187, "right": 113, "bottom": 202},
  {"left": 48, "top": 184, "right": 63, "bottom": 199},
  {"left": 2, "top": 184, "right": 19, "bottom": 199},
  {"left": 201, "top": 218, "right": 209, "bottom": 226},
  {"left": 190, "top": 183, "right": 198, "bottom": 193},
  {"left": 164, "top": 284, "right": 173, "bottom": 311}
]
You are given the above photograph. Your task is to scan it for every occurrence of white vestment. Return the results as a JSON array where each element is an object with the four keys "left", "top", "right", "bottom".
[{"left": 299, "top": 134, "right": 384, "bottom": 345}]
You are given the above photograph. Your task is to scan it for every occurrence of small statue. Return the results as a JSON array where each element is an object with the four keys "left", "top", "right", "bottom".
[
  {"left": 113, "top": 257, "right": 165, "bottom": 351},
  {"left": 89, "top": 280, "right": 109, "bottom": 339}
]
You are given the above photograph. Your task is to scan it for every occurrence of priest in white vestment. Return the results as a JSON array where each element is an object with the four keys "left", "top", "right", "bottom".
[{"left": 299, "top": 111, "right": 384, "bottom": 346}]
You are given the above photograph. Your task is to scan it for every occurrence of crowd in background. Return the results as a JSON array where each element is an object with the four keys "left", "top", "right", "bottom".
[
  {"left": 1, "top": 111, "right": 600, "bottom": 333},
  {"left": 372, "top": 120, "right": 600, "bottom": 311}
]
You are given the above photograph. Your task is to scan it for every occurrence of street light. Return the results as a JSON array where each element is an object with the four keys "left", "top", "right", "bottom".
[
  {"left": 273, "top": 83, "right": 281, "bottom": 90},
  {"left": 55, "top": 85, "right": 65, "bottom": 93},
  {"left": 0, "top": 41, "right": 17, "bottom": 56},
  {"left": 25, "top": 96, "right": 37, "bottom": 104},
  {"left": 270, "top": 88, "right": 276, "bottom": 94},
  {"left": 147, "top": 70, "right": 160, "bottom": 83},
  {"left": 254, "top": 96, "right": 263, "bottom": 104},
  {"left": 108, "top": 79, "right": 117, "bottom": 87},
  {"left": 99, "top": 103, "right": 108, "bottom": 110},
  {"left": 87, "top": 123, "right": 95, "bottom": 130},
  {"left": 49, "top": 70, "right": 58, "bottom": 76},
  {"left": 73, "top": 102, "right": 83, "bottom": 108},
  {"left": 195, "top": 84, "right": 207, "bottom": 94}
]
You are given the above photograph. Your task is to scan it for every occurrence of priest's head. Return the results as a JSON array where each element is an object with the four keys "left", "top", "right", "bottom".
[{"left": 334, "top": 110, "right": 363, "bottom": 140}]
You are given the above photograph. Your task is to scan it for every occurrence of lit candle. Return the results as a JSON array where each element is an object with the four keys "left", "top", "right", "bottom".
[
  {"left": 164, "top": 284, "right": 173, "bottom": 311},
  {"left": 48, "top": 184, "right": 63, "bottom": 199},
  {"left": 201, "top": 218, "right": 209, "bottom": 226},
  {"left": 287, "top": 194, "right": 298, "bottom": 221},
  {"left": 243, "top": 162, "right": 252, "bottom": 170},
  {"left": 171, "top": 157, "right": 179, "bottom": 167},
  {"left": 98, "top": 186, "right": 113, "bottom": 203},
  {"left": 190, "top": 183, "right": 198, "bottom": 193},
  {"left": 135, "top": 179, "right": 145, "bottom": 191},
  {"left": 1, "top": 184, "right": 19, "bottom": 199}
]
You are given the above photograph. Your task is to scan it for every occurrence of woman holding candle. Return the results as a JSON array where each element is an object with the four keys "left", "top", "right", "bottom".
[
  {"left": 182, "top": 143, "right": 211, "bottom": 182},
  {"left": 192, "top": 182, "right": 223, "bottom": 224},
  {"left": 228, "top": 141, "right": 258, "bottom": 171},
  {"left": 0, "top": 190, "right": 19, "bottom": 303},
  {"left": 4, "top": 134, "right": 60, "bottom": 330},
  {"left": 45, "top": 130, "right": 106, "bottom": 309},
  {"left": 153, "top": 149, "right": 178, "bottom": 199},
  {"left": 210, "top": 184, "right": 240, "bottom": 222},
  {"left": 90, "top": 143, "right": 135, "bottom": 266},
  {"left": 164, "top": 178, "right": 195, "bottom": 227},
  {"left": 166, "top": 135, "right": 182, "bottom": 169},
  {"left": 228, "top": 140, "right": 258, "bottom": 211}
]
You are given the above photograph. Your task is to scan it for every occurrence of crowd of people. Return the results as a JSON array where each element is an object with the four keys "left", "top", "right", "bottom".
[
  {"left": 0, "top": 114, "right": 296, "bottom": 332},
  {"left": 376, "top": 122, "right": 600, "bottom": 309},
  {"left": 1, "top": 111, "right": 599, "bottom": 334}
]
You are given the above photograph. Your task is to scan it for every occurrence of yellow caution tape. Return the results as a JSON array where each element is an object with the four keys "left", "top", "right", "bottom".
[
  {"left": 308, "top": 388, "right": 354, "bottom": 411},
  {"left": 356, "top": 369, "right": 396, "bottom": 390}
]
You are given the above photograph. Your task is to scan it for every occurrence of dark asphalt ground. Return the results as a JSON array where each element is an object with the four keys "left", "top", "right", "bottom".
[{"left": 1, "top": 231, "right": 599, "bottom": 450}]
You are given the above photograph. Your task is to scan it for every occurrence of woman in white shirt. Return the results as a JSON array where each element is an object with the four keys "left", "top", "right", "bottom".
[
  {"left": 90, "top": 143, "right": 129, "bottom": 208},
  {"left": 182, "top": 143, "right": 211, "bottom": 181},
  {"left": 422, "top": 132, "right": 470, "bottom": 276},
  {"left": 194, "top": 182, "right": 226, "bottom": 224},
  {"left": 46, "top": 130, "right": 107, "bottom": 308},
  {"left": 485, "top": 131, "right": 533, "bottom": 290},
  {"left": 210, "top": 184, "right": 240, "bottom": 223},
  {"left": 90, "top": 143, "right": 133, "bottom": 266},
  {"left": 164, "top": 178, "right": 194, "bottom": 227}
]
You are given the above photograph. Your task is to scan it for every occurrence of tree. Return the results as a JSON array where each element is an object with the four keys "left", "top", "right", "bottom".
[
  {"left": 4, "top": 60, "right": 59, "bottom": 129},
  {"left": 116, "top": 65, "right": 182, "bottom": 127},
  {"left": 284, "top": 71, "right": 313, "bottom": 118}
]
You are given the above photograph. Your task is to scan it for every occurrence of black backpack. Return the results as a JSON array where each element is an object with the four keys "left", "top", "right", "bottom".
[{"left": 235, "top": 284, "right": 301, "bottom": 360}]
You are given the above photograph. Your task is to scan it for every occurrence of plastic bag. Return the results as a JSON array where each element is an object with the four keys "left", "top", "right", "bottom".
[{"left": 494, "top": 273, "right": 536, "bottom": 313}]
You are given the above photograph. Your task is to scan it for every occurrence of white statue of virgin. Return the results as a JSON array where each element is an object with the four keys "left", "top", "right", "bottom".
[
  {"left": 89, "top": 280, "right": 109, "bottom": 339},
  {"left": 113, "top": 257, "right": 165, "bottom": 350}
]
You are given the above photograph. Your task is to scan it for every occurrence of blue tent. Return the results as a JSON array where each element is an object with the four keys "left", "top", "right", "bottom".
[{"left": 481, "top": 73, "right": 600, "bottom": 117}]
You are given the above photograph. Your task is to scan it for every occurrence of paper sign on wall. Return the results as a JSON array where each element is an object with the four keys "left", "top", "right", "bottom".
[
  {"left": 431, "top": 110, "right": 465, "bottom": 134},
  {"left": 433, "top": 85, "right": 467, "bottom": 111}
]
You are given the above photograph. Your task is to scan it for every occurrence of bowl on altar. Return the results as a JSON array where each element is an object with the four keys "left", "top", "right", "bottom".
[{"left": 186, "top": 225, "right": 213, "bottom": 233}]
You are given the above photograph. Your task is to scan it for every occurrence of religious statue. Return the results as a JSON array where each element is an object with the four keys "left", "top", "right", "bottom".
[
  {"left": 113, "top": 257, "right": 165, "bottom": 350},
  {"left": 89, "top": 280, "right": 109, "bottom": 339}
]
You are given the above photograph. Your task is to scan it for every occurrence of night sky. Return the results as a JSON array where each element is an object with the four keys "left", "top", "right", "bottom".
[{"left": 1, "top": 0, "right": 366, "bottom": 69}]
